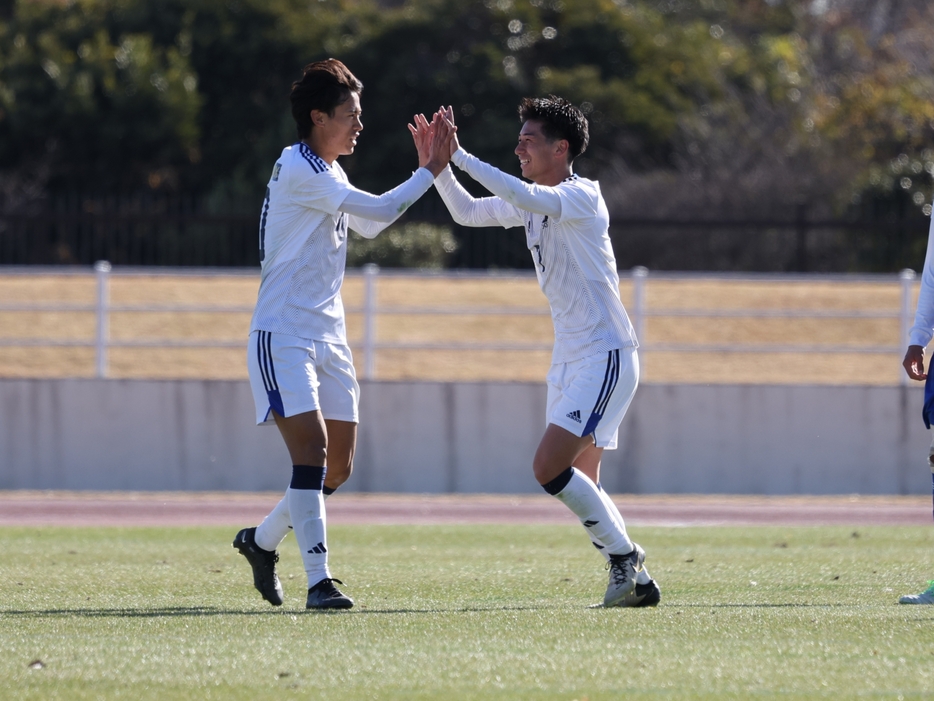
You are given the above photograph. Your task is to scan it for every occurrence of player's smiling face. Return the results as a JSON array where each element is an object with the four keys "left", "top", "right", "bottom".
[
  {"left": 515, "top": 120, "right": 569, "bottom": 186},
  {"left": 310, "top": 91, "right": 363, "bottom": 163}
]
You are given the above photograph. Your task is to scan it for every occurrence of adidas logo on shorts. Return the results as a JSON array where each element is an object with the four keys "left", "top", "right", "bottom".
[{"left": 566, "top": 409, "right": 581, "bottom": 423}]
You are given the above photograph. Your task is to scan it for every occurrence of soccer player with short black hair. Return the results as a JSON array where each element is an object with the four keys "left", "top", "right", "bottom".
[
  {"left": 429, "top": 96, "right": 660, "bottom": 607},
  {"left": 233, "top": 59, "right": 455, "bottom": 609}
]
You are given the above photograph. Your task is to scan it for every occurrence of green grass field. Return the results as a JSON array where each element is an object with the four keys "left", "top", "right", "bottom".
[{"left": 3, "top": 524, "right": 934, "bottom": 700}]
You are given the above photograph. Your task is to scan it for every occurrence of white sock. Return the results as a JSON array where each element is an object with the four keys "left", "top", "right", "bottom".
[
  {"left": 254, "top": 496, "right": 292, "bottom": 551},
  {"left": 548, "top": 468, "right": 634, "bottom": 556},
  {"left": 254, "top": 487, "right": 336, "bottom": 554},
  {"left": 287, "top": 466, "right": 331, "bottom": 587},
  {"left": 595, "top": 483, "right": 652, "bottom": 584}
]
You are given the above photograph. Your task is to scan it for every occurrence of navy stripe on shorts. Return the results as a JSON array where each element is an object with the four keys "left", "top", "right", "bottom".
[
  {"left": 257, "top": 330, "right": 284, "bottom": 418},
  {"left": 582, "top": 349, "right": 619, "bottom": 436}
]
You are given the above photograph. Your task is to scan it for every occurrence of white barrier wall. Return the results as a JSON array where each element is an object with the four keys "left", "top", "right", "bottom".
[{"left": 0, "top": 378, "right": 930, "bottom": 494}]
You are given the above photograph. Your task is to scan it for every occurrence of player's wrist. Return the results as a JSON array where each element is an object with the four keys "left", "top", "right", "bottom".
[{"left": 425, "top": 160, "right": 446, "bottom": 178}]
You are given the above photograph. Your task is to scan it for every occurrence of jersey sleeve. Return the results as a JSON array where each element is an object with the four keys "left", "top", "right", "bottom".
[
  {"left": 287, "top": 164, "right": 434, "bottom": 225},
  {"left": 434, "top": 166, "right": 524, "bottom": 229},
  {"left": 909, "top": 215, "right": 934, "bottom": 348},
  {"left": 347, "top": 214, "right": 391, "bottom": 240},
  {"left": 451, "top": 148, "right": 562, "bottom": 220},
  {"left": 337, "top": 168, "right": 434, "bottom": 223}
]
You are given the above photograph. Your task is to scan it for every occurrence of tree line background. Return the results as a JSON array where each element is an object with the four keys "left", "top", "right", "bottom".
[{"left": 1, "top": 0, "right": 934, "bottom": 271}]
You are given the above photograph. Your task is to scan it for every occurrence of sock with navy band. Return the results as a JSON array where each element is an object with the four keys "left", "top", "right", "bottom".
[
  {"left": 542, "top": 467, "right": 634, "bottom": 556},
  {"left": 254, "top": 483, "right": 340, "bottom": 553},
  {"left": 287, "top": 465, "right": 331, "bottom": 587}
]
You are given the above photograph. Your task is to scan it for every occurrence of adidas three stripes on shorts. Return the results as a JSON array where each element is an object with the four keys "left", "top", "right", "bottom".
[{"left": 545, "top": 346, "right": 639, "bottom": 450}]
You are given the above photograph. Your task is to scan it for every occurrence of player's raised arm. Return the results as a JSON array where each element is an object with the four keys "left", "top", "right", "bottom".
[
  {"left": 428, "top": 107, "right": 524, "bottom": 229},
  {"left": 337, "top": 113, "right": 454, "bottom": 231},
  {"left": 343, "top": 112, "right": 456, "bottom": 239},
  {"left": 440, "top": 106, "right": 563, "bottom": 220}
]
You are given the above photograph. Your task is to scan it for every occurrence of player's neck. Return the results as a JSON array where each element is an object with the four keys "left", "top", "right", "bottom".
[{"left": 302, "top": 136, "right": 338, "bottom": 165}]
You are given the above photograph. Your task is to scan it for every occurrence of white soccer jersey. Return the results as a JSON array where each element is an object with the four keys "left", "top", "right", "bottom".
[
  {"left": 436, "top": 150, "right": 637, "bottom": 363},
  {"left": 250, "top": 142, "right": 433, "bottom": 342}
]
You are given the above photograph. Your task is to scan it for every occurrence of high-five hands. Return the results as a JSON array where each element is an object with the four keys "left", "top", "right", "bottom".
[
  {"left": 408, "top": 111, "right": 457, "bottom": 177},
  {"left": 439, "top": 106, "right": 460, "bottom": 157}
]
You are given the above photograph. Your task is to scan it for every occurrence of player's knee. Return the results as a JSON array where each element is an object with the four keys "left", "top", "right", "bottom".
[
  {"left": 531, "top": 456, "right": 554, "bottom": 485},
  {"left": 300, "top": 443, "right": 327, "bottom": 467},
  {"left": 326, "top": 460, "right": 353, "bottom": 487}
]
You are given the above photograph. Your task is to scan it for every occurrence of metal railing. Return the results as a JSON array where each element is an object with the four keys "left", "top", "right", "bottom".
[
  {"left": 0, "top": 262, "right": 256, "bottom": 377},
  {"left": 0, "top": 263, "right": 920, "bottom": 384}
]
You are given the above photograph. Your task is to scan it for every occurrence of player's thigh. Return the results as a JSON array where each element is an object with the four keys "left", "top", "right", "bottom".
[
  {"left": 273, "top": 409, "right": 328, "bottom": 466},
  {"left": 533, "top": 423, "right": 596, "bottom": 484}
]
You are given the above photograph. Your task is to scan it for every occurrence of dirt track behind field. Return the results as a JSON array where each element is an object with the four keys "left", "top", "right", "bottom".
[{"left": 0, "top": 492, "right": 930, "bottom": 528}]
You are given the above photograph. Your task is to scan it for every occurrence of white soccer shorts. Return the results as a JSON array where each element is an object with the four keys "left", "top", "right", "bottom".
[
  {"left": 545, "top": 346, "right": 639, "bottom": 450},
  {"left": 247, "top": 330, "right": 360, "bottom": 425}
]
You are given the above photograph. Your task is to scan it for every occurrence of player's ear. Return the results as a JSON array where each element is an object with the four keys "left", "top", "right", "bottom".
[
  {"left": 554, "top": 139, "right": 570, "bottom": 159},
  {"left": 310, "top": 109, "right": 328, "bottom": 127}
]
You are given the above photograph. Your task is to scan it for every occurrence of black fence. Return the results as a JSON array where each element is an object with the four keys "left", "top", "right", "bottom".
[
  {"left": 0, "top": 195, "right": 260, "bottom": 267},
  {"left": 0, "top": 194, "right": 929, "bottom": 271}
]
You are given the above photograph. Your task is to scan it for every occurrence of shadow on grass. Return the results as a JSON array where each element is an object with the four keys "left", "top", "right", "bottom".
[
  {"left": 0, "top": 604, "right": 555, "bottom": 618},
  {"left": 6, "top": 602, "right": 926, "bottom": 618}
]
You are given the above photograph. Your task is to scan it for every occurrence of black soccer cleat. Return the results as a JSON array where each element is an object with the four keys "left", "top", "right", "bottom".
[
  {"left": 306, "top": 577, "right": 354, "bottom": 610},
  {"left": 622, "top": 579, "right": 661, "bottom": 608},
  {"left": 232, "top": 527, "right": 284, "bottom": 606}
]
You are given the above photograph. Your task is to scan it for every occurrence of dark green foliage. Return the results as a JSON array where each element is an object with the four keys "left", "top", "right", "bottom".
[
  {"left": 1, "top": 0, "right": 933, "bottom": 269},
  {"left": 347, "top": 221, "right": 458, "bottom": 268}
]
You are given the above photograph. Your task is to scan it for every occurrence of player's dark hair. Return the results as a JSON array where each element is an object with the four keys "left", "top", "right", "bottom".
[
  {"left": 518, "top": 95, "right": 589, "bottom": 161},
  {"left": 290, "top": 58, "right": 363, "bottom": 139}
]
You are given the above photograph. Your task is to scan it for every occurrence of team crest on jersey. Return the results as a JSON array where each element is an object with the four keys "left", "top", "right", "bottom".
[{"left": 271, "top": 162, "right": 282, "bottom": 181}]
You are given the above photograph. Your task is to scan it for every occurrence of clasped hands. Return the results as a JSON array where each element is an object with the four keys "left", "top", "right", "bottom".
[{"left": 408, "top": 106, "right": 460, "bottom": 177}]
